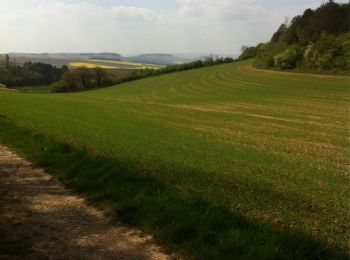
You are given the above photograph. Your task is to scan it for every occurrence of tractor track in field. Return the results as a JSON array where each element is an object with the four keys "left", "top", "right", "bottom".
[{"left": 0, "top": 144, "right": 172, "bottom": 260}]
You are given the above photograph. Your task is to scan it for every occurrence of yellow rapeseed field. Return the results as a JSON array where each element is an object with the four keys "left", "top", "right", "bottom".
[{"left": 69, "top": 62, "right": 118, "bottom": 69}]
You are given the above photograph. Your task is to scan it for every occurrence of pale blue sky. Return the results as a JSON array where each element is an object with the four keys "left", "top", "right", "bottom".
[
  {"left": 0, "top": 0, "right": 347, "bottom": 54},
  {"left": 85, "top": 0, "right": 348, "bottom": 9},
  {"left": 3, "top": 0, "right": 346, "bottom": 11}
]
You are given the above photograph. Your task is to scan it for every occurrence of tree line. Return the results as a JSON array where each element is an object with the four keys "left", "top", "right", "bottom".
[
  {"left": 0, "top": 55, "right": 68, "bottom": 87},
  {"left": 238, "top": 1, "right": 350, "bottom": 73},
  {"left": 51, "top": 67, "right": 111, "bottom": 92},
  {"left": 270, "top": 0, "right": 349, "bottom": 45}
]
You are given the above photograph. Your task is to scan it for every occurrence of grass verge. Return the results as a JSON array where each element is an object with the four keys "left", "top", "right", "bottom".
[{"left": 0, "top": 117, "right": 347, "bottom": 259}]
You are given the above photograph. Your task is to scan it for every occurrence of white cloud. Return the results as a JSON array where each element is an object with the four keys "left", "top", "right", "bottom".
[
  {"left": 0, "top": 0, "right": 322, "bottom": 54},
  {"left": 177, "top": 0, "right": 265, "bottom": 20}
]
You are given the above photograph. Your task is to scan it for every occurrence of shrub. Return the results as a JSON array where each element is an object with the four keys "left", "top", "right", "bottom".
[
  {"left": 76, "top": 67, "right": 94, "bottom": 89},
  {"left": 93, "top": 67, "right": 109, "bottom": 86},
  {"left": 267, "top": 58, "right": 275, "bottom": 68},
  {"left": 305, "top": 32, "right": 350, "bottom": 71},
  {"left": 51, "top": 71, "right": 83, "bottom": 92},
  {"left": 274, "top": 47, "right": 301, "bottom": 69},
  {"left": 254, "top": 42, "right": 289, "bottom": 68},
  {"left": 238, "top": 46, "right": 257, "bottom": 60}
]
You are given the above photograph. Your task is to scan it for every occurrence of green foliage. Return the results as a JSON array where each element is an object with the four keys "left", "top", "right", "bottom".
[
  {"left": 51, "top": 67, "right": 112, "bottom": 92},
  {"left": 275, "top": 1, "right": 349, "bottom": 45},
  {"left": 271, "top": 24, "right": 287, "bottom": 43},
  {"left": 274, "top": 46, "right": 303, "bottom": 69},
  {"left": 51, "top": 71, "right": 83, "bottom": 92},
  {"left": 250, "top": 1, "right": 350, "bottom": 73},
  {"left": 0, "top": 58, "right": 67, "bottom": 87},
  {"left": 254, "top": 42, "right": 289, "bottom": 68},
  {"left": 256, "top": 32, "right": 349, "bottom": 73},
  {"left": 161, "top": 56, "right": 234, "bottom": 72},
  {"left": 238, "top": 46, "right": 258, "bottom": 60},
  {"left": 93, "top": 67, "right": 108, "bottom": 87},
  {"left": 76, "top": 67, "right": 93, "bottom": 89},
  {"left": 304, "top": 33, "right": 350, "bottom": 71}
]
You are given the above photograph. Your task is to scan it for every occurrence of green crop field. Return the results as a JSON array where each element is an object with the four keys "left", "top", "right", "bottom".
[{"left": 0, "top": 60, "right": 348, "bottom": 259}]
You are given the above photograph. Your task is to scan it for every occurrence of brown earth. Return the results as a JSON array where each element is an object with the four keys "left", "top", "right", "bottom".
[{"left": 0, "top": 144, "right": 173, "bottom": 260}]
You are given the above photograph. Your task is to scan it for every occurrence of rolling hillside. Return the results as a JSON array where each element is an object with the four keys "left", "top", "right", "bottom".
[{"left": 0, "top": 60, "right": 348, "bottom": 258}]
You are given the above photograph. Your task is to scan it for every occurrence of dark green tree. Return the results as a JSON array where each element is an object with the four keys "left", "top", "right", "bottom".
[{"left": 4, "top": 54, "right": 10, "bottom": 69}]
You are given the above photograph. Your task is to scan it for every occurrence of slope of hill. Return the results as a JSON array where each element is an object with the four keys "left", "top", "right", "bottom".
[
  {"left": 8, "top": 52, "right": 123, "bottom": 61},
  {"left": 0, "top": 61, "right": 348, "bottom": 258}
]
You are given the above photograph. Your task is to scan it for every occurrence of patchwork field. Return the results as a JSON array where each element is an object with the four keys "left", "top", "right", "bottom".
[
  {"left": 69, "top": 62, "right": 119, "bottom": 69},
  {"left": 12, "top": 56, "right": 164, "bottom": 70},
  {"left": 69, "top": 60, "right": 165, "bottom": 70},
  {"left": 0, "top": 60, "right": 348, "bottom": 258}
]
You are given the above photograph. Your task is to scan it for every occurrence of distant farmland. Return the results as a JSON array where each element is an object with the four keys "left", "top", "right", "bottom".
[
  {"left": 13, "top": 56, "right": 165, "bottom": 70},
  {"left": 0, "top": 60, "right": 348, "bottom": 258},
  {"left": 13, "top": 57, "right": 77, "bottom": 67},
  {"left": 88, "top": 59, "right": 165, "bottom": 70},
  {"left": 69, "top": 60, "right": 164, "bottom": 70}
]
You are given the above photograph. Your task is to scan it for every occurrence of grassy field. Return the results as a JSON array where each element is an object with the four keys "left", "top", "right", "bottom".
[
  {"left": 0, "top": 60, "right": 348, "bottom": 258},
  {"left": 14, "top": 86, "right": 51, "bottom": 93}
]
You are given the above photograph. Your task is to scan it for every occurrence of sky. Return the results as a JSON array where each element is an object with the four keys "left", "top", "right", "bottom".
[{"left": 0, "top": 0, "right": 347, "bottom": 55}]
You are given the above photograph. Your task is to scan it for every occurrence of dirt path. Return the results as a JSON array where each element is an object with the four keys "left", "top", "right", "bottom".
[{"left": 0, "top": 144, "right": 172, "bottom": 259}]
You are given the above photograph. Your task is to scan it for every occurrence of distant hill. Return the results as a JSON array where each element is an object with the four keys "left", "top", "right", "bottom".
[
  {"left": 239, "top": 0, "right": 350, "bottom": 74},
  {"left": 8, "top": 53, "right": 122, "bottom": 61},
  {"left": 5, "top": 52, "right": 237, "bottom": 67},
  {"left": 125, "top": 54, "right": 192, "bottom": 66},
  {"left": 86, "top": 53, "right": 122, "bottom": 60},
  {"left": 5, "top": 53, "right": 193, "bottom": 66},
  {"left": 125, "top": 53, "right": 239, "bottom": 66}
]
